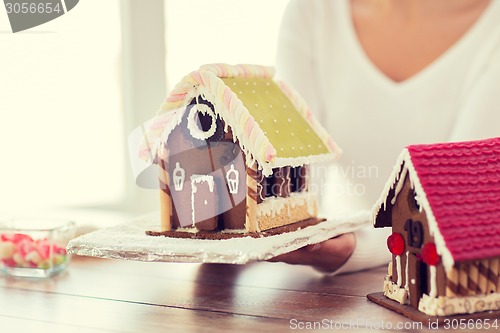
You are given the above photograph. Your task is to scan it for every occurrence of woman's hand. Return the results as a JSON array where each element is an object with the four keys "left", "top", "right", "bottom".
[{"left": 268, "top": 233, "right": 356, "bottom": 273}]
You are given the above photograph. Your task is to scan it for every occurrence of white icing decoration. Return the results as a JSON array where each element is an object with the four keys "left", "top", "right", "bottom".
[
  {"left": 411, "top": 278, "right": 416, "bottom": 285},
  {"left": 396, "top": 255, "right": 402, "bottom": 287},
  {"left": 173, "top": 162, "right": 185, "bottom": 191},
  {"left": 138, "top": 107, "right": 185, "bottom": 165},
  {"left": 151, "top": 66, "right": 341, "bottom": 179},
  {"left": 275, "top": 169, "right": 285, "bottom": 195},
  {"left": 256, "top": 192, "right": 317, "bottom": 219},
  {"left": 190, "top": 174, "right": 215, "bottom": 226},
  {"left": 191, "top": 174, "right": 214, "bottom": 192},
  {"left": 391, "top": 166, "right": 408, "bottom": 205},
  {"left": 404, "top": 251, "right": 409, "bottom": 290},
  {"left": 174, "top": 227, "right": 199, "bottom": 233},
  {"left": 418, "top": 292, "right": 500, "bottom": 316},
  {"left": 187, "top": 102, "right": 217, "bottom": 140},
  {"left": 429, "top": 265, "right": 437, "bottom": 298},
  {"left": 226, "top": 164, "right": 239, "bottom": 194},
  {"left": 383, "top": 276, "right": 409, "bottom": 305},
  {"left": 263, "top": 154, "right": 336, "bottom": 177},
  {"left": 220, "top": 229, "right": 246, "bottom": 234}
]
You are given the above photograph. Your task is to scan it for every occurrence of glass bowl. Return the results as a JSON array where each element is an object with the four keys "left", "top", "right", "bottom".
[{"left": 0, "top": 217, "right": 76, "bottom": 278}]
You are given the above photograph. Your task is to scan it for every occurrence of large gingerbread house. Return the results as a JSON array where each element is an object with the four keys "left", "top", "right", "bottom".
[
  {"left": 138, "top": 64, "right": 341, "bottom": 238},
  {"left": 371, "top": 137, "right": 500, "bottom": 317}
]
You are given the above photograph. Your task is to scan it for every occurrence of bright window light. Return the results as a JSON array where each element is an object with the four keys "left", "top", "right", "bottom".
[
  {"left": 0, "top": 0, "right": 124, "bottom": 211},
  {"left": 165, "top": 0, "right": 289, "bottom": 89}
]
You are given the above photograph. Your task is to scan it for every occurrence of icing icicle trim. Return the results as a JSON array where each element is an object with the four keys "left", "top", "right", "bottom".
[
  {"left": 190, "top": 175, "right": 215, "bottom": 227},
  {"left": 256, "top": 192, "right": 317, "bottom": 219},
  {"left": 138, "top": 107, "right": 185, "bottom": 163},
  {"left": 391, "top": 166, "right": 408, "bottom": 205},
  {"left": 142, "top": 63, "right": 340, "bottom": 177},
  {"left": 157, "top": 65, "right": 277, "bottom": 173},
  {"left": 372, "top": 149, "right": 454, "bottom": 272}
]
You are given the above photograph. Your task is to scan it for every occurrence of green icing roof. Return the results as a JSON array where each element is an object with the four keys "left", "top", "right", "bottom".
[{"left": 221, "top": 77, "right": 329, "bottom": 158}]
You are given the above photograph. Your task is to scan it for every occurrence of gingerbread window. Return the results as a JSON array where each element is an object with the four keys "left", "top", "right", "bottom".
[
  {"left": 260, "top": 167, "right": 293, "bottom": 198},
  {"left": 290, "top": 166, "right": 308, "bottom": 193},
  {"left": 186, "top": 97, "right": 224, "bottom": 143}
]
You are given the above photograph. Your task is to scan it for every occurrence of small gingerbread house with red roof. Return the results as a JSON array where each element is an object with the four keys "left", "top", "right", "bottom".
[
  {"left": 372, "top": 137, "right": 500, "bottom": 317},
  {"left": 133, "top": 64, "right": 341, "bottom": 238}
]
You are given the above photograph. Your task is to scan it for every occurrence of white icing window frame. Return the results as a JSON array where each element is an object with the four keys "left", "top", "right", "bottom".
[{"left": 187, "top": 103, "right": 218, "bottom": 140}]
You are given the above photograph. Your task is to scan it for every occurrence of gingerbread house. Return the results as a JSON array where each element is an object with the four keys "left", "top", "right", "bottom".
[
  {"left": 136, "top": 64, "right": 341, "bottom": 238},
  {"left": 371, "top": 137, "right": 500, "bottom": 316}
]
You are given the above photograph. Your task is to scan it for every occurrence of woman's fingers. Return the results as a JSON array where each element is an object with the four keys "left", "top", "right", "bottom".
[{"left": 268, "top": 233, "right": 356, "bottom": 273}]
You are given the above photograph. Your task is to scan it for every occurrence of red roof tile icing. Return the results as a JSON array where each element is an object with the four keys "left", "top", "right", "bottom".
[{"left": 407, "top": 137, "right": 500, "bottom": 263}]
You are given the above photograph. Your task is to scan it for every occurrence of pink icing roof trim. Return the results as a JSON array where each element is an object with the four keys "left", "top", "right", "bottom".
[{"left": 199, "top": 63, "right": 274, "bottom": 79}]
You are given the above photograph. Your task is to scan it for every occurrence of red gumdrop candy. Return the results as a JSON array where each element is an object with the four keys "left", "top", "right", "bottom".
[
  {"left": 421, "top": 242, "right": 440, "bottom": 266},
  {"left": 1, "top": 233, "right": 33, "bottom": 243},
  {"left": 387, "top": 232, "right": 405, "bottom": 256},
  {"left": 54, "top": 246, "right": 67, "bottom": 255},
  {"left": 2, "top": 258, "right": 17, "bottom": 267},
  {"left": 37, "top": 241, "right": 52, "bottom": 260},
  {"left": 17, "top": 239, "right": 36, "bottom": 257}
]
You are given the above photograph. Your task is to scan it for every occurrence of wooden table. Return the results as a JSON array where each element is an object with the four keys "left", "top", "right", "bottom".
[{"left": 0, "top": 256, "right": 458, "bottom": 332}]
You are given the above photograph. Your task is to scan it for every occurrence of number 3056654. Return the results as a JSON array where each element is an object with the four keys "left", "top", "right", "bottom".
[
  {"left": 443, "top": 319, "right": 498, "bottom": 330},
  {"left": 5, "top": 2, "right": 62, "bottom": 14}
]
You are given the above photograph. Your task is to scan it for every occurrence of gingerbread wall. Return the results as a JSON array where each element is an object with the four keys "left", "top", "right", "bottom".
[
  {"left": 391, "top": 175, "right": 446, "bottom": 308},
  {"left": 159, "top": 101, "right": 247, "bottom": 231}
]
